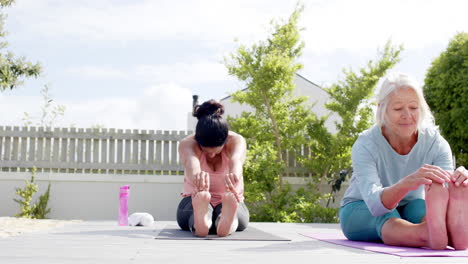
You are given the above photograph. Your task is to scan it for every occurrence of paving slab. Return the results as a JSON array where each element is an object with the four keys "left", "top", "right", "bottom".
[{"left": 0, "top": 221, "right": 464, "bottom": 264}]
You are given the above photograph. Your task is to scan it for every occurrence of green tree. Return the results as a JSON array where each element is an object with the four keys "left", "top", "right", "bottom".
[
  {"left": 304, "top": 41, "right": 402, "bottom": 205},
  {"left": 225, "top": 2, "right": 404, "bottom": 221},
  {"left": 225, "top": 4, "right": 308, "bottom": 186},
  {"left": 225, "top": 5, "right": 337, "bottom": 222},
  {"left": 0, "top": 0, "right": 41, "bottom": 91},
  {"left": 424, "top": 32, "right": 468, "bottom": 166}
]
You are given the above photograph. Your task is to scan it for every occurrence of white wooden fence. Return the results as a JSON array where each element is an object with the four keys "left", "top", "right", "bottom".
[
  {"left": 0, "top": 126, "right": 190, "bottom": 175},
  {"left": 0, "top": 125, "right": 311, "bottom": 176},
  {"left": 0, "top": 126, "right": 339, "bottom": 220}
]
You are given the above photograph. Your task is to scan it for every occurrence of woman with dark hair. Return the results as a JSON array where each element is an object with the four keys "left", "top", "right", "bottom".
[{"left": 176, "top": 99, "right": 249, "bottom": 237}]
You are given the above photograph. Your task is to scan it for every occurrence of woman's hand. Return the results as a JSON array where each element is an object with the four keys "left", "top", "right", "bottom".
[
  {"left": 452, "top": 166, "right": 468, "bottom": 187},
  {"left": 194, "top": 171, "right": 210, "bottom": 192},
  {"left": 401, "top": 164, "right": 451, "bottom": 191},
  {"left": 224, "top": 172, "right": 240, "bottom": 202}
]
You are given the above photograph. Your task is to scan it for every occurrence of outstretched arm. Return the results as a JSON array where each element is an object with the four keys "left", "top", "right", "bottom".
[
  {"left": 382, "top": 138, "right": 453, "bottom": 209},
  {"left": 224, "top": 132, "right": 246, "bottom": 202},
  {"left": 382, "top": 164, "right": 451, "bottom": 209},
  {"left": 179, "top": 136, "right": 209, "bottom": 191},
  {"left": 227, "top": 131, "right": 247, "bottom": 177}
]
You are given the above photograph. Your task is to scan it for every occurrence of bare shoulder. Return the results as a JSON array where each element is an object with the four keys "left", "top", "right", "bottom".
[
  {"left": 179, "top": 134, "right": 201, "bottom": 155},
  {"left": 227, "top": 131, "right": 245, "bottom": 143},
  {"left": 226, "top": 131, "right": 246, "bottom": 151},
  {"left": 180, "top": 134, "right": 196, "bottom": 145}
]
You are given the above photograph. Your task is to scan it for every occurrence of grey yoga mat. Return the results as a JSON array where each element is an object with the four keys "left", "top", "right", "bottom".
[{"left": 155, "top": 224, "right": 290, "bottom": 241}]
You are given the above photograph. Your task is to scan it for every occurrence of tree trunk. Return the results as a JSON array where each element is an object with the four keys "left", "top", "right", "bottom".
[{"left": 262, "top": 93, "right": 283, "bottom": 186}]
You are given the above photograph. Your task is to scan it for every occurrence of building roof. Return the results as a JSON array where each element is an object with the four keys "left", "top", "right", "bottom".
[{"left": 220, "top": 73, "right": 322, "bottom": 101}]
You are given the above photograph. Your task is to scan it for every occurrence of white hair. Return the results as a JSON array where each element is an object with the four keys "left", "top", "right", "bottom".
[{"left": 375, "top": 72, "right": 435, "bottom": 130}]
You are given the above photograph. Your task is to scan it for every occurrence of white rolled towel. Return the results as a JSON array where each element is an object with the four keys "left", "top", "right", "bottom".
[{"left": 128, "top": 212, "right": 155, "bottom": 226}]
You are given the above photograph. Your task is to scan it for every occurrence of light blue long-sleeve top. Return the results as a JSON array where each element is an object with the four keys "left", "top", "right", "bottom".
[{"left": 340, "top": 125, "right": 453, "bottom": 217}]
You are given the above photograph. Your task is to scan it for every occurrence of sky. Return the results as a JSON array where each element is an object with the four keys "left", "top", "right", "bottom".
[{"left": 0, "top": 0, "right": 466, "bottom": 131}]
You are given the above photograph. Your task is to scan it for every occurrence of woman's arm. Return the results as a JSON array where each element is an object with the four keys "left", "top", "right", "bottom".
[
  {"left": 178, "top": 135, "right": 209, "bottom": 191},
  {"left": 178, "top": 135, "right": 200, "bottom": 179},
  {"left": 224, "top": 132, "right": 246, "bottom": 201},
  {"left": 382, "top": 164, "right": 451, "bottom": 209},
  {"left": 226, "top": 131, "right": 247, "bottom": 177},
  {"left": 382, "top": 134, "right": 453, "bottom": 209},
  {"left": 380, "top": 182, "right": 410, "bottom": 210},
  {"left": 352, "top": 141, "right": 392, "bottom": 216}
]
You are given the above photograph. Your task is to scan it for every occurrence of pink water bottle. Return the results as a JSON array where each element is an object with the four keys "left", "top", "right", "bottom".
[{"left": 118, "top": 185, "right": 130, "bottom": 226}]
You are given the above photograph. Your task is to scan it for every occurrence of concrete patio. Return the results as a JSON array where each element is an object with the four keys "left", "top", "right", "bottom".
[{"left": 0, "top": 221, "right": 464, "bottom": 264}]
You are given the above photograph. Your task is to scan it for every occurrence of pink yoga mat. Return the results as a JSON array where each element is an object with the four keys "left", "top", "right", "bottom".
[{"left": 301, "top": 232, "right": 468, "bottom": 257}]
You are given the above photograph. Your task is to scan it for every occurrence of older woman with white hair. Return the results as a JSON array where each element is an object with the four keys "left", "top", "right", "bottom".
[{"left": 339, "top": 72, "right": 468, "bottom": 250}]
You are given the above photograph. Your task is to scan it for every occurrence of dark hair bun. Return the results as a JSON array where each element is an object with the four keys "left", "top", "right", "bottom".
[{"left": 193, "top": 99, "right": 224, "bottom": 120}]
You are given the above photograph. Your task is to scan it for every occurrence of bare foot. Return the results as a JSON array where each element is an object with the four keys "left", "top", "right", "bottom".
[
  {"left": 192, "top": 191, "right": 211, "bottom": 237},
  {"left": 447, "top": 182, "right": 468, "bottom": 250},
  {"left": 216, "top": 192, "right": 239, "bottom": 237},
  {"left": 425, "top": 183, "right": 449, "bottom": 250}
]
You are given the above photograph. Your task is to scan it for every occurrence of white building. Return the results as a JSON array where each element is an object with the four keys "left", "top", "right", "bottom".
[{"left": 187, "top": 73, "right": 339, "bottom": 133}]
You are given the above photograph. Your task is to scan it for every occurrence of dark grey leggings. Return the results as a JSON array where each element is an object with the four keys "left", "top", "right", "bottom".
[{"left": 176, "top": 196, "right": 250, "bottom": 234}]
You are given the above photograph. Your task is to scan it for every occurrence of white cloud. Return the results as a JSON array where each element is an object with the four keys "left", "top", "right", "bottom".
[
  {"left": 301, "top": 0, "right": 468, "bottom": 53},
  {"left": 66, "top": 66, "right": 127, "bottom": 80},
  {"left": 65, "top": 61, "right": 230, "bottom": 84},
  {"left": 0, "top": 83, "right": 193, "bottom": 130},
  {"left": 9, "top": 0, "right": 283, "bottom": 44},
  {"left": 134, "top": 62, "right": 229, "bottom": 84},
  {"left": 4, "top": 0, "right": 467, "bottom": 122},
  {"left": 10, "top": 0, "right": 466, "bottom": 53},
  {"left": 0, "top": 94, "right": 41, "bottom": 127},
  {"left": 62, "top": 83, "right": 193, "bottom": 130}
]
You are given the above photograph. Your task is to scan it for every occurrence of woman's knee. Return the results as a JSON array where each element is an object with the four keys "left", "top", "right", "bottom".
[
  {"left": 340, "top": 201, "right": 396, "bottom": 242},
  {"left": 400, "top": 199, "right": 426, "bottom": 224},
  {"left": 176, "top": 197, "right": 193, "bottom": 230}
]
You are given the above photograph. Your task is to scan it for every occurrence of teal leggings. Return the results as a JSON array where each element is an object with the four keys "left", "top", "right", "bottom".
[{"left": 339, "top": 199, "right": 426, "bottom": 242}]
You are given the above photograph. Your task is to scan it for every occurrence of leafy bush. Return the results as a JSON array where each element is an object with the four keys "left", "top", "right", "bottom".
[
  {"left": 13, "top": 169, "right": 38, "bottom": 218},
  {"left": 32, "top": 183, "right": 52, "bottom": 219},
  {"left": 424, "top": 32, "right": 468, "bottom": 166},
  {"left": 240, "top": 141, "right": 339, "bottom": 223},
  {"left": 13, "top": 167, "right": 52, "bottom": 219}
]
